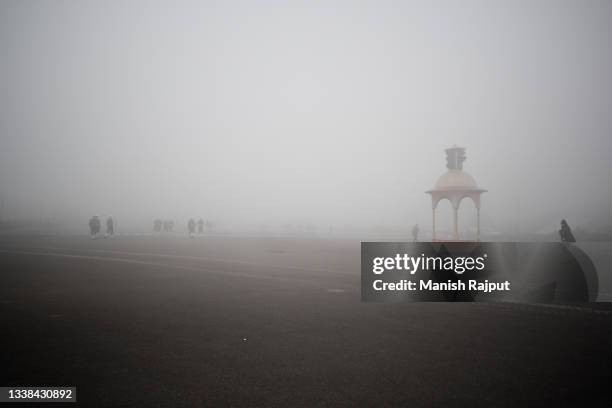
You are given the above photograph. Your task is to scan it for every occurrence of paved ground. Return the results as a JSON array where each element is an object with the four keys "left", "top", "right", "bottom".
[{"left": 1, "top": 235, "right": 611, "bottom": 407}]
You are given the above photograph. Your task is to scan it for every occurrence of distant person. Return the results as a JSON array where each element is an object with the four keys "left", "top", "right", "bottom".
[
  {"left": 197, "top": 218, "right": 204, "bottom": 234},
  {"left": 559, "top": 219, "right": 576, "bottom": 243},
  {"left": 412, "top": 224, "right": 420, "bottom": 242},
  {"left": 188, "top": 218, "right": 196, "bottom": 237},
  {"left": 106, "top": 216, "right": 114, "bottom": 237},
  {"left": 88, "top": 216, "right": 95, "bottom": 237},
  {"left": 154, "top": 219, "right": 162, "bottom": 232},
  {"left": 89, "top": 215, "right": 101, "bottom": 239},
  {"left": 93, "top": 215, "right": 101, "bottom": 237}
]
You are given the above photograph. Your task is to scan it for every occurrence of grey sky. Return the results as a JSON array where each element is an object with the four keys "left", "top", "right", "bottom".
[{"left": 1, "top": 0, "right": 611, "bottom": 235}]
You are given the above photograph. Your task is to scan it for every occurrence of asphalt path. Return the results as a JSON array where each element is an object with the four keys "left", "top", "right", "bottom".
[{"left": 1, "top": 235, "right": 611, "bottom": 406}]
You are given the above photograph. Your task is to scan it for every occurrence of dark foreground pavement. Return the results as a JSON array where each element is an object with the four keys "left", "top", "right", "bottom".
[{"left": 1, "top": 235, "right": 611, "bottom": 407}]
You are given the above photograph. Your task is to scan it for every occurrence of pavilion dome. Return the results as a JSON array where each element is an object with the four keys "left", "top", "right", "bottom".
[{"left": 432, "top": 169, "right": 480, "bottom": 191}]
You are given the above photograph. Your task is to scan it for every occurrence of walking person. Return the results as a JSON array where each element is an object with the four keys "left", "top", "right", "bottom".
[
  {"left": 106, "top": 216, "right": 114, "bottom": 237},
  {"left": 188, "top": 218, "right": 196, "bottom": 238},
  {"left": 154, "top": 218, "right": 162, "bottom": 232},
  {"left": 89, "top": 215, "right": 101, "bottom": 239},
  {"left": 412, "top": 224, "right": 420, "bottom": 242}
]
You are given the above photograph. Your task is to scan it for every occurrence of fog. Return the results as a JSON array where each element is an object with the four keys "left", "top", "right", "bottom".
[{"left": 1, "top": 0, "right": 611, "bottom": 237}]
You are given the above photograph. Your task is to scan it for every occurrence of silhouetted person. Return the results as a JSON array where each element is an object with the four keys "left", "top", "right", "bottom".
[
  {"left": 559, "top": 219, "right": 576, "bottom": 243},
  {"left": 412, "top": 224, "right": 420, "bottom": 242},
  {"left": 89, "top": 215, "right": 101, "bottom": 239},
  {"left": 154, "top": 219, "right": 162, "bottom": 232},
  {"left": 106, "top": 216, "right": 114, "bottom": 237},
  {"left": 197, "top": 218, "right": 204, "bottom": 234},
  {"left": 188, "top": 218, "right": 196, "bottom": 237}
]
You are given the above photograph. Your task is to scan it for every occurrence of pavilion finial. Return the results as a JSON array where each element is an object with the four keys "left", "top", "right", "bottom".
[{"left": 445, "top": 146, "right": 466, "bottom": 170}]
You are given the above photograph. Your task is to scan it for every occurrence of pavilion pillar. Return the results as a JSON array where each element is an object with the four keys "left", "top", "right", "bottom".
[
  {"left": 453, "top": 205, "right": 459, "bottom": 240},
  {"left": 432, "top": 207, "right": 436, "bottom": 241},
  {"left": 476, "top": 206, "right": 481, "bottom": 242}
]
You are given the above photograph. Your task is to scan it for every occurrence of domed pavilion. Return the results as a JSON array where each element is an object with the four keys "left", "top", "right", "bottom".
[{"left": 426, "top": 146, "right": 487, "bottom": 241}]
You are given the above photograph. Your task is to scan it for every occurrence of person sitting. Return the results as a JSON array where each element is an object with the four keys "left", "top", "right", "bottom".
[{"left": 559, "top": 219, "right": 576, "bottom": 243}]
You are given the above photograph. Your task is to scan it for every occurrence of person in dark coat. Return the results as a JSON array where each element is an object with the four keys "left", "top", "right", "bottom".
[
  {"left": 188, "top": 218, "right": 196, "bottom": 237},
  {"left": 89, "top": 215, "right": 101, "bottom": 239},
  {"left": 154, "top": 219, "right": 162, "bottom": 232},
  {"left": 559, "top": 219, "right": 576, "bottom": 243},
  {"left": 412, "top": 224, "right": 420, "bottom": 242},
  {"left": 106, "top": 216, "right": 114, "bottom": 237}
]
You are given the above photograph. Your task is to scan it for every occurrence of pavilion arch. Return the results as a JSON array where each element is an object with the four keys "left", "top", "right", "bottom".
[
  {"left": 457, "top": 195, "right": 478, "bottom": 241},
  {"left": 433, "top": 198, "right": 455, "bottom": 240}
]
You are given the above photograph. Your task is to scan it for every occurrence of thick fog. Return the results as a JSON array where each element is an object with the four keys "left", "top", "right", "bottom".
[{"left": 1, "top": 0, "right": 611, "bottom": 237}]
